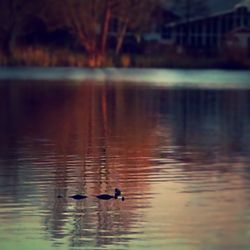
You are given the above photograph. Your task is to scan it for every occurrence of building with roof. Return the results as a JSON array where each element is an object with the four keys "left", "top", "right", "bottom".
[{"left": 162, "top": 0, "right": 250, "bottom": 57}]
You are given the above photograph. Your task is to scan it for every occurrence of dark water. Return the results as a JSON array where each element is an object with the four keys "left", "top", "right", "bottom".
[{"left": 1, "top": 79, "right": 250, "bottom": 250}]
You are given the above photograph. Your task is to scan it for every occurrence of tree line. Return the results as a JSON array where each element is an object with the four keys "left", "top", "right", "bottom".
[{"left": 0, "top": 0, "right": 208, "bottom": 66}]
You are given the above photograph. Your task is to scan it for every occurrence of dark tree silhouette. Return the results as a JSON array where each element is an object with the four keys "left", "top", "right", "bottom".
[
  {"left": 0, "top": 0, "right": 42, "bottom": 56},
  {"left": 41, "top": 0, "right": 163, "bottom": 66}
]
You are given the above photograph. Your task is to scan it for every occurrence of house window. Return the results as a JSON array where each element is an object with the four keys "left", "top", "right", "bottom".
[
  {"left": 197, "top": 35, "right": 202, "bottom": 47},
  {"left": 212, "top": 18, "right": 218, "bottom": 33},
  {"left": 221, "top": 16, "right": 226, "bottom": 33},
  {"left": 197, "top": 22, "right": 202, "bottom": 34},
  {"left": 191, "top": 36, "right": 195, "bottom": 46},
  {"left": 236, "top": 17, "right": 241, "bottom": 27},
  {"left": 162, "top": 27, "right": 172, "bottom": 39},
  {"left": 176, "top": 26, "right": 181, "bottom": 34},
  {"left": 211, "top": 36, "right": 217, "bottom": 47},
  {"left": 228, "top": 16, "right": 233, "bottom": 30},
  {"left": 206, "top": 19, "right": 212, "bottom": 34},
  {"left": 182, "top": 35, "right": 187, "bottom": 45},
  {"left": 183, "top": 24, "right": 189, "bottom": 36},
  {"left": 206, "top": 36, "right": 211, "bottom": 47},
  {"left": 243, "top": 12, "right": 248, "bottom": 26},
  {"left": 191, "top": 23, "right": 196, "bottom": 34},
  {"left": 176, "top": 34, "right": 182, "bottom": 45},
  {"left": 236, "top": 6, "right": 248, "bottom": 14}
]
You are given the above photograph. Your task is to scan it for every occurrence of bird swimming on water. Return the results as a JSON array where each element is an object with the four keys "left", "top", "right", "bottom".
[
  {"left": 69, "top": 194, "right": 88, "bottom": 200},
  {"left": 96, "top": 188, "right": 124, "bottom": 201},
  {"left": 57, "top": 194, "right": 88, "bottom": 200}
]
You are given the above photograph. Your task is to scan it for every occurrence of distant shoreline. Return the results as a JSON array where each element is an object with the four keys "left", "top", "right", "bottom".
[{"left": 1, "top": 47, "right": 250, "bottom": 70}]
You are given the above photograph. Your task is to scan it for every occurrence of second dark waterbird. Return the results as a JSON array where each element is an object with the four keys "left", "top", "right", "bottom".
[{"left": 96, "top": 188, "right": 125, "bottom": 201}]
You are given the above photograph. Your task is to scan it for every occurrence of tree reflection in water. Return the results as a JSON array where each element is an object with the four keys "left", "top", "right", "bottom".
[
  {"left": 0, "top": 81, "right": 157, "bottom": 247},
  {"left": 1, "top": 81, "right": 250, "bottom": 249}
]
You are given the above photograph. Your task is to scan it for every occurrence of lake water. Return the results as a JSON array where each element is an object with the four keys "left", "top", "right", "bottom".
[{"left": 1, "top": 69, "right": 250, "bottom": 250}]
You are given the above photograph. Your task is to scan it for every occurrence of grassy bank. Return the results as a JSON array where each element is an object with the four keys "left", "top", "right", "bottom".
[
  {"left": 1, "top": 46, "right": 250, "bottom": 69},
  {"left": 0, "top": 47, "right": 88, "bottom": 67}
]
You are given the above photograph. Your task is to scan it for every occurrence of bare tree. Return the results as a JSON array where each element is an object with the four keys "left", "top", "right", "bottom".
[
  {"left": 41, "top": 0, "right": 117, "bottom": 66},
  {"left": 113, "top": 0, "right": 160, "bottom": 55},
  {"left": 41, "top": 0, "right": 163, "bottom": 65}
]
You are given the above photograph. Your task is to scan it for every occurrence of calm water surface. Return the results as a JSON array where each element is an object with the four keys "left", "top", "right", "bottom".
[{"left": 1, "top": 76, "right": 250, "bottom": 250}]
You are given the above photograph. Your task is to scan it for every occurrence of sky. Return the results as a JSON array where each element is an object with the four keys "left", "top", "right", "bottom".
[
  {"left": 208, "top": 0, "right": 243, "bottom": 12},
  {"left": 168, "top": 0, "right": 244, "bottom": 15}
]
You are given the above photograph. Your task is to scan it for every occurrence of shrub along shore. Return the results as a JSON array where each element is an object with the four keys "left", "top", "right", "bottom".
[{"left": 1, "top": 46, "right": 250, "bottom": 69}]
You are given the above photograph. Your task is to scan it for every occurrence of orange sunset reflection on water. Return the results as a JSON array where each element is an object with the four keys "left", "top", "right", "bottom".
[{"left": 1, "top": 81, "right": 250, "bottom": 249}]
